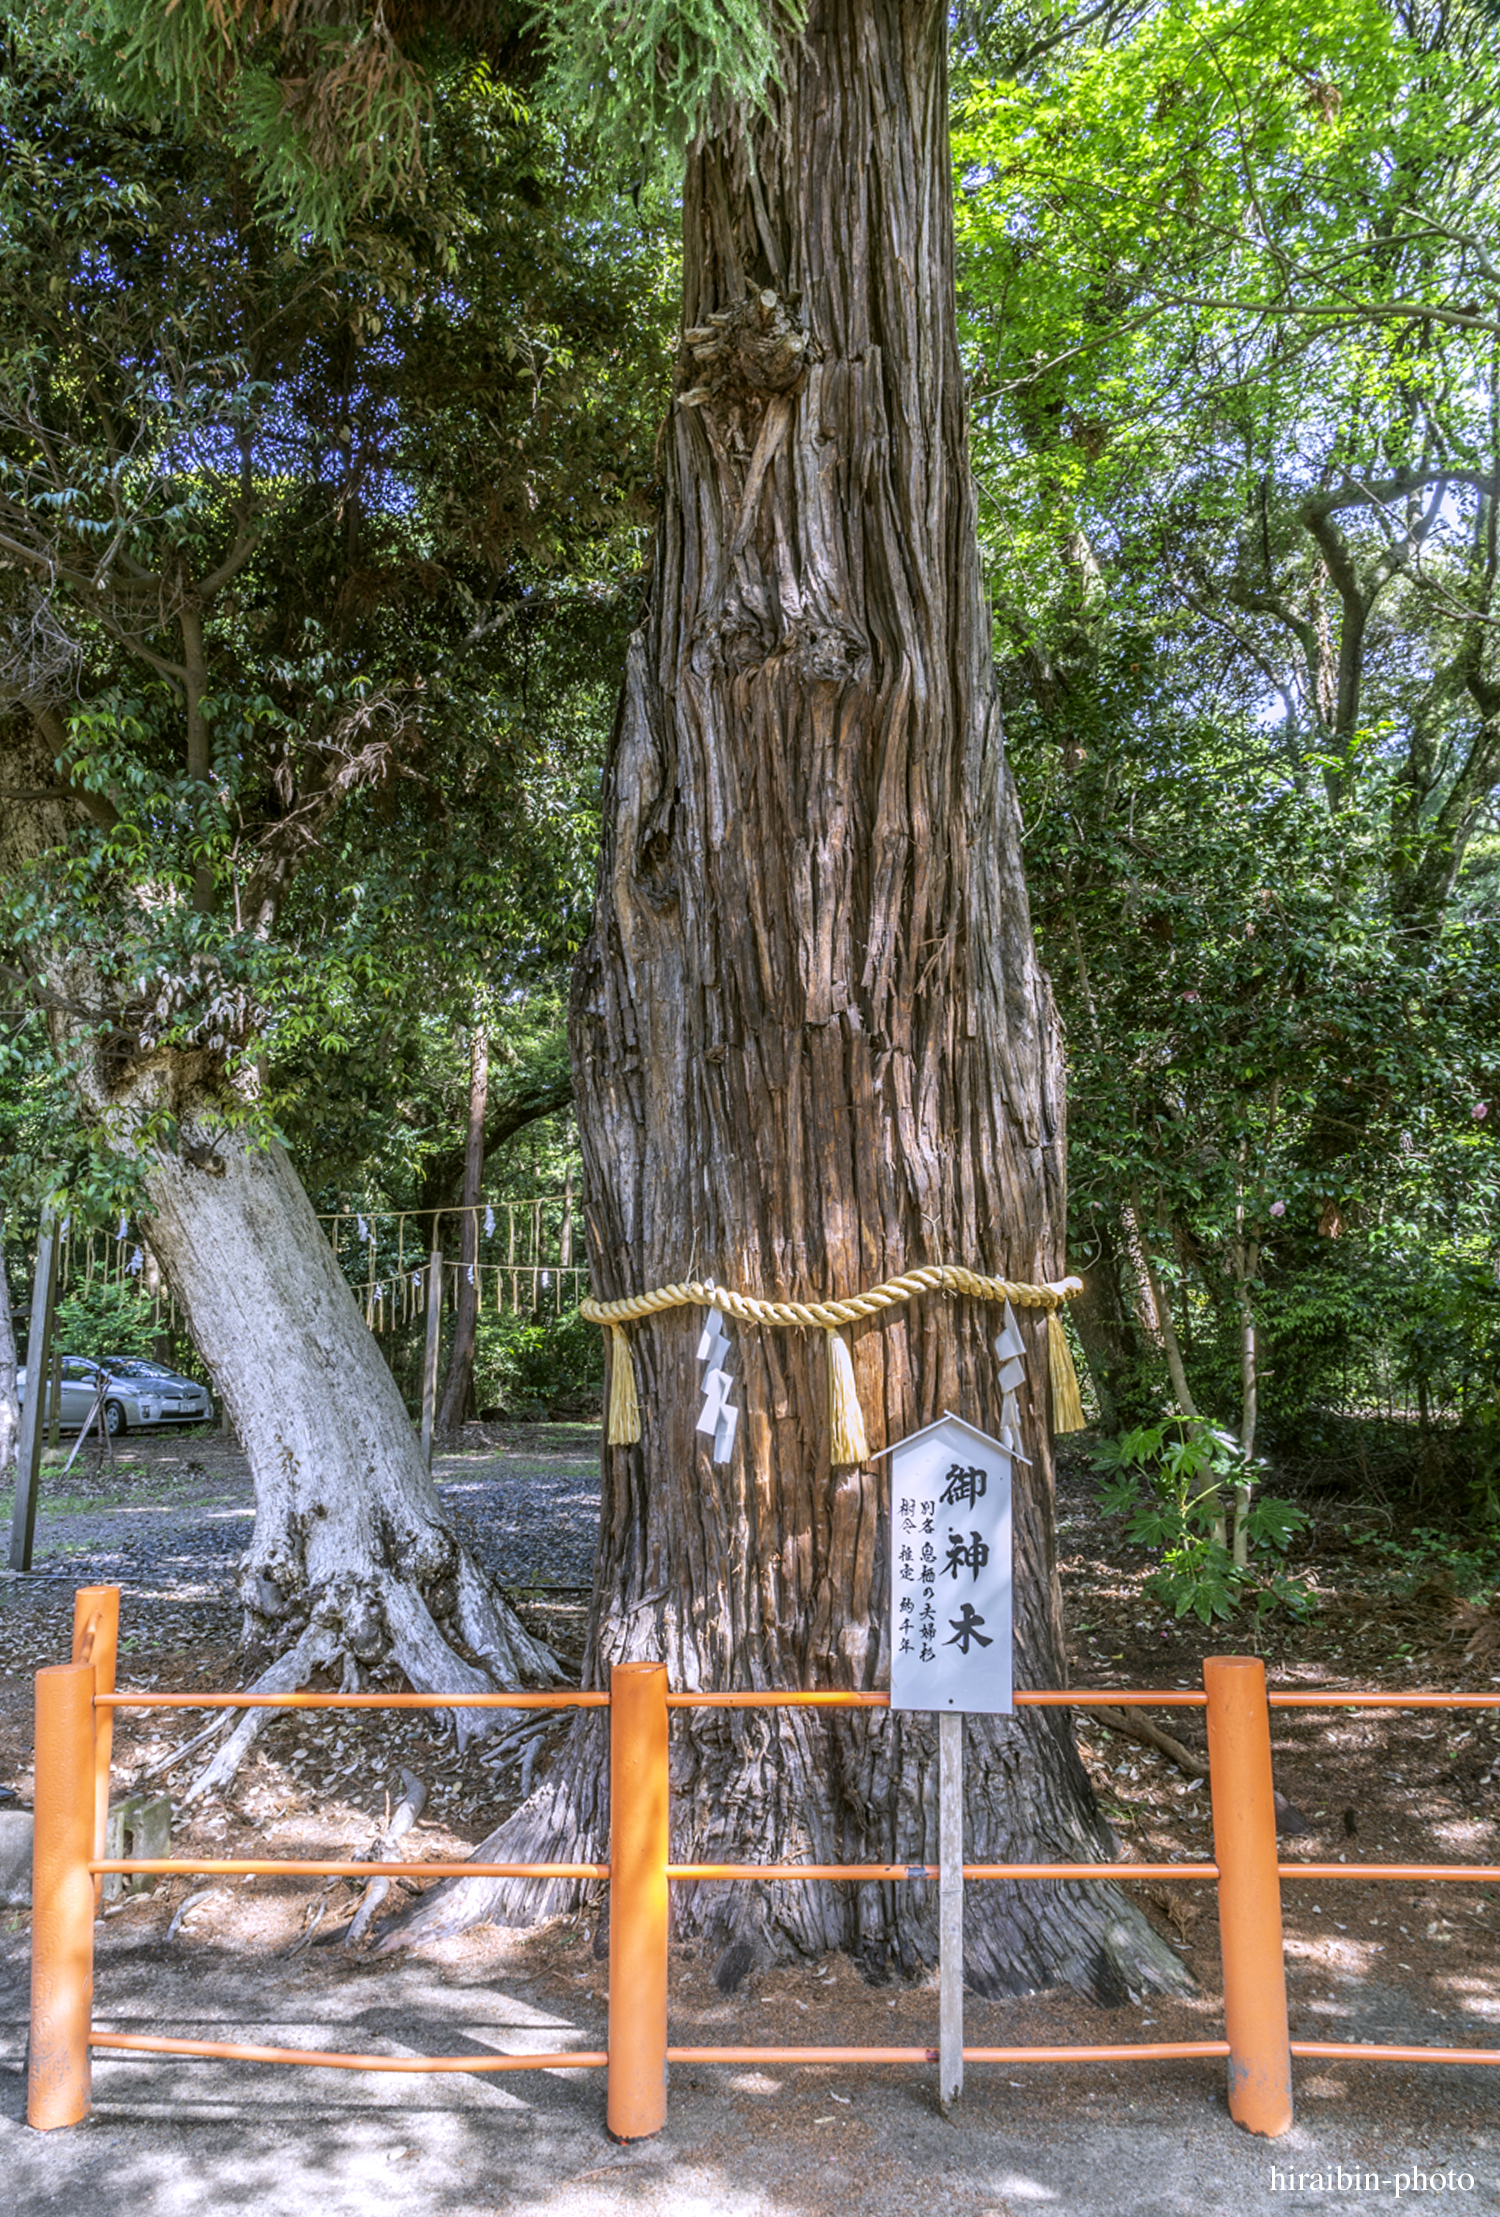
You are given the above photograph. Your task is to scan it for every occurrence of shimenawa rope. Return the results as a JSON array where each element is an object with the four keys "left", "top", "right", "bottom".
[{"left": 581, "top": 1265, "right": 1086, "bottom": 1456}]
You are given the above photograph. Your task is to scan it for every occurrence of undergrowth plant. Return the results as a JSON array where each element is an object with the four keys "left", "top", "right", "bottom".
[{"left": 1094, "top": 1418, "right": 1312, "bottom": 1623}]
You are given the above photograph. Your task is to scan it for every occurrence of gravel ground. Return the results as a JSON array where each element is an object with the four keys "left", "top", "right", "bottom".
[
  {"left": 0, "top": 1431, "right": 1497, "bottom": 2212},
  {"left": 0, "top": 1425, "right": 599, "bottom": 1838}
]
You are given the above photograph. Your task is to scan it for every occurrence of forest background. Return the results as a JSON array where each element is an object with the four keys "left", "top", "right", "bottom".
[{"left": 1, "top": 0, "right": 1498, "bottom": 1586}]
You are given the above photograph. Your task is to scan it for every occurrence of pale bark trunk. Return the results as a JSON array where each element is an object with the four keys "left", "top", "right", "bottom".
[
  {"left": 0, "top": 706, "right": 557, "bottom": 1784},
  {"left": 383, "top": 0, "right": 1187, "bottom": 2003},
  {"left": 1127, "top": 1195, "right": 1197, "bottom": 1422},
  {"left": 435, "top": 1028, "right": 489, "bottom": 1441},
  {"left": 1127, "top": 1192, "right": 1223, "bottom": 1535},
  {"left": 0, "top": 1215, "right": 19, "bottom": 1475},
  {"left": 133, "top": 1127, "right": 556, "bottom": 1795},
  {"left": 1230, "top": 1234, "right": 1259, "bottom": 1567}
]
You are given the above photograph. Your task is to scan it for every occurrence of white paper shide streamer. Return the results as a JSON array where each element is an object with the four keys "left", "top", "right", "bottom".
[
  {"left": 992, "top": 1300, "right": 1032, "bottom": 1462},
  {"left": 695, "top": 1303, "right": 739, "bottom": 1466}
]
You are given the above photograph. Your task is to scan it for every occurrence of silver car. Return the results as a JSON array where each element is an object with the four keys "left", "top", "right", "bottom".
[{"left": 16, "top": 1354, "right": 213, "bottom": 1436}]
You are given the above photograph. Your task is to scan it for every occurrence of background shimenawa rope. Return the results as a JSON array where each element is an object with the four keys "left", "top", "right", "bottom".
[{"left": 581, "top": 1265, "right": 1087, "bottom": 1456}]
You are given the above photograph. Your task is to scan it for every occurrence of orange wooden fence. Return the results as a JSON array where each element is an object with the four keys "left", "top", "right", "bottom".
[{"left": 27, "top": 1586, "right": 1500, "bottom": 2141}]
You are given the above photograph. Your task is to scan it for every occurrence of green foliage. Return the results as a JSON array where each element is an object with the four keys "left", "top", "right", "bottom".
[
  {"left": 1095, "top": 1418, "right": 1312, "bottom": 1621},
  {"left": 0, "top": 1014, "right": 149, "bottom": 1229},
  {"left": 539, "top": 0, "right": 793, "bottom": 167},
  {"left": 51, "top": 1279, "right": 160, "bottom": 1362},
  {"left": 7, "top": 0, "right": 1498, "bottom": 1524},
  {"left": 475, "top": 1307, "right": 603, "bottom": 1416},
  {"left": 30, "top": 0, "right": 436, "bottom": 240},
  {"left": 1340, "top": 1520, "right": 1500, "bottom": 1603},
  {"left": 28, "top": 0, "right": 797, "bottom": 234},
  {"left": 0, "top": 33, "right": 672, "bottom": 1207},
  {"left": 953, "top": 0, "right": 1500, "bottom": 1460}
]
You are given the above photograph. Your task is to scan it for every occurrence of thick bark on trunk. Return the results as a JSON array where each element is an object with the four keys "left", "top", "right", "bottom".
[
  {"left": 435, "top": 1028, "right": 489, "bottom": 1442},
  {"left": 382, "top": 0, "right": 1187, "bottom": 2003}
]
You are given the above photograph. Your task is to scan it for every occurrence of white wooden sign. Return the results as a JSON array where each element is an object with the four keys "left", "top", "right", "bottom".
[{"left": 881, "top": 1413, "right": 1014, "bottom": 1714}]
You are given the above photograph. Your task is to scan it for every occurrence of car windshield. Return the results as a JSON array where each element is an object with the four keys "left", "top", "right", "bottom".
[{"left": 102, "top": 1359, "right": 175, "bottom": 1379}]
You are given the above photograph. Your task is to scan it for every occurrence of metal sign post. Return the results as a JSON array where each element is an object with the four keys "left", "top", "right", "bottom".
[
  {"left": 880, "top": 1411, "right": 1021, "bottom": 2113},
  {"left": 9, "top": 1210, "right": 61, "bottom": 1573},
  {"left": 938, "top": 1709, "right": 964, "bottom": 2111}
]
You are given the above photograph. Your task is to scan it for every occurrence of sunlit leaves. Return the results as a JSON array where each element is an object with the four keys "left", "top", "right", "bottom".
[{"left": 0, "top": 31, "right": 671, "bottom": 1193}]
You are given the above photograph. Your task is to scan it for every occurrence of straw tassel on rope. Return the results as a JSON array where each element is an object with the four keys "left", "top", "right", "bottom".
[
  {"left": 825, "top": 1330, "right": 869, "bottom": 1466},
  {"left": 607, "top": 1324, "right": 641, "bottom": 1446},
  {"left": 1047, "top": 1310, "right": 1086, "bottom": 1434}
]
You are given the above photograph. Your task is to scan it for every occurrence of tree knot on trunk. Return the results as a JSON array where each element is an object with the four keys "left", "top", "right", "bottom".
[
  {"left": 180, "top": 1139, "right": 227, "bottom": 1176},
  {"left": 678, "top": 288, "right": 812, "bottom": 407}
]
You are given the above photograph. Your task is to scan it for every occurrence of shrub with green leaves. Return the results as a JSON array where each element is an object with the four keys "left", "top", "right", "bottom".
[
  {"left": 474, "top": 1307, "right": 603, "bottom": 1419},
  {"left": 1094, "top": 1418, "right": 1311, "bottom": 1624}
]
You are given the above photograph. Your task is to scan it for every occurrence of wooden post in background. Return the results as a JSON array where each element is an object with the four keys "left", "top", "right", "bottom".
[
  {"left": 420, "top": 1244, "right": 443, "bottom": 1469},
  {"left": 46, "top": 1342, "right": 61, "bottom": 1454},
  {"left": 72, "top": 1586, "right": 120, "bottom": 1906},
  {"left": 938, "top": 1709, "right": 964, "bottom": 2113},
  {"left": 9, "top": 1209, "right": 59, "bottom": 1573}
]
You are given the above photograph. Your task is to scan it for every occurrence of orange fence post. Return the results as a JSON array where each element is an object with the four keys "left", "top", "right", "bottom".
[
  {"left": 607, "top": 1661, "right": 668, "bottom": 2142},
  {"left": 72, "top": 1585, "right": 119, "bottom": 1904},
  {"left": 1204, "top": 1655, "right": 1292, "bottom": 2137},
  {"left": 29, "top": 1662, "right": 96, "bottom": 2130}
]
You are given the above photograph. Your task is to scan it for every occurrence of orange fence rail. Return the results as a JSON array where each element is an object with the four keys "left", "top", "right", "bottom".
[{"left": 25, "top": 1586, "right": 1500, "bottom": 2141}]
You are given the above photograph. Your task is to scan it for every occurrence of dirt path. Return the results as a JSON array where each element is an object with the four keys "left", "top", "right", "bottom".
[{"left": 2, "top": 1434, "right": 1498, "bottom": 2210}]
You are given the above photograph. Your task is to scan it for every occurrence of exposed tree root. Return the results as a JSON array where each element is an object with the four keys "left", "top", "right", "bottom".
[
  {"left": 185, "top": 1556, "right": 560, "bottom": 1803},
  {"left": 1080, "top": 1704, "right": 1210, "bottom": 1781},
  {"left": 1081, "top": 1703, "right": 1311, "bottom": 1833}
]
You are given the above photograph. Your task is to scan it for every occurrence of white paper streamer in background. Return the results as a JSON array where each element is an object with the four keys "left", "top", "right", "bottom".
[
  {"left": 484, "top": 1205, "right": 495, "bottom": 1237},
  {"left": 357, "top": 1214, "right": 368, "bottom": 1243},
  {"left": 118, "top": 1214, "right": 128, "bottom": 1240}
]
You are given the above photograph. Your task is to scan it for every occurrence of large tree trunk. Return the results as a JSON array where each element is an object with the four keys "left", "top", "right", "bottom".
[
  {"left": 154, "top": 1125, "right": 550, "bottom": 1669},
  {"left": 382, "top": 0, "right": 1186, "bottom": 2003}
]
